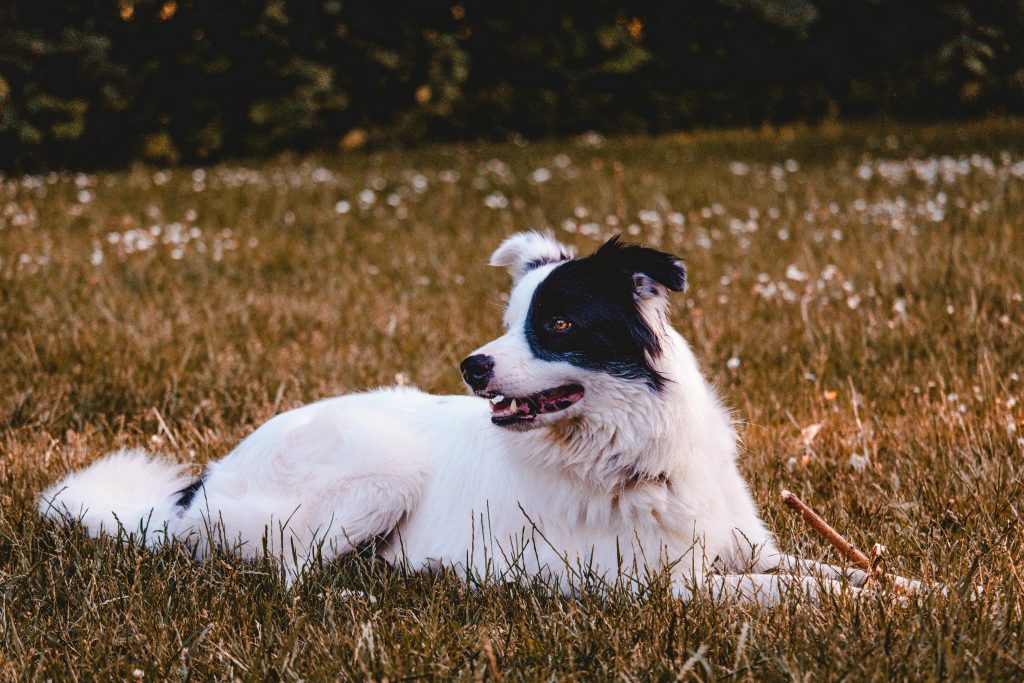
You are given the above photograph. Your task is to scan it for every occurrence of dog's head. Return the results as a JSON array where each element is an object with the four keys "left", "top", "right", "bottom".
[{"left": 461, "top": 231, "right": 687, "bottom": 431}]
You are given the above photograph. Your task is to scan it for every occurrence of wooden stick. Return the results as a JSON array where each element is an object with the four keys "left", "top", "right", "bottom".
[{"left": 781, "top": 490, "right": 871, "bottom": 572}]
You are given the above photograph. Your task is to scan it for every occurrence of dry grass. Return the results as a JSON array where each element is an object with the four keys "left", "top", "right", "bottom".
[{"left": 2, "top": 120, "right": 1024, "bottom": 680}]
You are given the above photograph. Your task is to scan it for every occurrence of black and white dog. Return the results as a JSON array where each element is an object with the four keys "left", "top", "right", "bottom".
[{"left": 40, "top": 232, "right": 919, "bottom": 602}]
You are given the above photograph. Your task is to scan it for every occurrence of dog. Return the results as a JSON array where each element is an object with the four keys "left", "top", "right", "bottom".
[{"left": 39, "top": 232, "right": 920, "bottom": 603}]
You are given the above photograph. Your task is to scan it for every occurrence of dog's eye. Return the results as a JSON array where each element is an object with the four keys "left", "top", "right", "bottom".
[{"left": 548, "top": 317, "right": 572, "bottom": 332}]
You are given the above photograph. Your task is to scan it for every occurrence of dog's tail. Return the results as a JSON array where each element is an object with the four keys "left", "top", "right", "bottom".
[{"left": 38, "top": 449, "right": 195, "bottom": 544}]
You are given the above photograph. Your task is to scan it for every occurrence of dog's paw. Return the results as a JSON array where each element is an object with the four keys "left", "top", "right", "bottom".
[
  {"left": 889, "top": 573, "right": 932, "bottom": 595},
  {"left": 857, "top": 573, "right": 933, "bottom": 605},
  {"left": 855, "top": 585, "right": 912, "bottom": 607}
]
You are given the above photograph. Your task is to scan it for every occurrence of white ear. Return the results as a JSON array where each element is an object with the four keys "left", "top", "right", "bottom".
[{"left": 489, "top": 231, "right": 575, "bottom": 282}]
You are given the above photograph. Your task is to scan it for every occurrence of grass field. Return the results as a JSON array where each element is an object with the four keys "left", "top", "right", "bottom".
[{"left": 2, "top": 120, "right": 1024, "bottom": 680}]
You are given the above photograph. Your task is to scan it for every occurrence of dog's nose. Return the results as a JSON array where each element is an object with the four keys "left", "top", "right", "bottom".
[{"left": 460, "top": 354, "right": 495, "bottom": 392}]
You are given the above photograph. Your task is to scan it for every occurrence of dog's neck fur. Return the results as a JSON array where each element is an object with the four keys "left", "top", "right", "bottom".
[{"left": 508, "top": 320, "right": 737, "bottom": 504}]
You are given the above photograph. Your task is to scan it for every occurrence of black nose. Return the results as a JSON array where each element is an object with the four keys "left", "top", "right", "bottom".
[{"left": 460, "top": 354, "right": 495, "bottom": 392}]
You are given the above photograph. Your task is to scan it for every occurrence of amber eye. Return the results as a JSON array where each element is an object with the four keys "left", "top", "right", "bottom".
[{"left": 549, "top": 317, "right": 572, "bottom": 332}]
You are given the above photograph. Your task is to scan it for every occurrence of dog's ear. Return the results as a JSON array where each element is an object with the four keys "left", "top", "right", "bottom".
[
  {"left": 489, "top": 231, "right": 575, "bottom": 282},
  {"left": 595, "top": 236, "right": 687, "bottom": 298}
]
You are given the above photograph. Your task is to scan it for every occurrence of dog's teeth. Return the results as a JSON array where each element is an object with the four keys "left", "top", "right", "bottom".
[
  {"left": 490, "top": 395, "right": 504, "bottom": 405},
  {"left": 509, "top": 398, "right": 517, "bottom": 412}
]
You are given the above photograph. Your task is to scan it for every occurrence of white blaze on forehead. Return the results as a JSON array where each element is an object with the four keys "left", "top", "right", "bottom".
[{"left": 503, "top": 262, "right": 560, "bottom": 329}]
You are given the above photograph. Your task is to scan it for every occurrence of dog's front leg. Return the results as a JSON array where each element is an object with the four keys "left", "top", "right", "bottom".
[
  {"left": 674, "top": 572, "right": 860, "bottom": 606},
  {"left": 768, "top": 553, "right": 930, "bottom": 595},
  {"left": 769, "top": 553, "right": 868, "bottom": 584}
]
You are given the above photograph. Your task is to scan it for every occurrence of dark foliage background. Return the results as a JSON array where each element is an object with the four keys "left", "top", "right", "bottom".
[{"left": 3, "top": 0, "right": 1024, "bottom": 171}]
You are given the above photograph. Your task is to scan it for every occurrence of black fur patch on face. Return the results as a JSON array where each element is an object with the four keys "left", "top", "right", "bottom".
[{"left": 524, "top": 237, "right": 686, "bottom": 390}]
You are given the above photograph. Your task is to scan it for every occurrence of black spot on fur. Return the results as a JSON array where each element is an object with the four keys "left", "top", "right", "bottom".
[
  {"left": 525, "top": 236, "right": 687, "bottom": 390},
  {"left": 175, "top": 478, "right": 204, "bottom": 508}
]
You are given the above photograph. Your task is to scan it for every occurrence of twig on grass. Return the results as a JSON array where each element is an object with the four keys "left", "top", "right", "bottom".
[
  {"left": 781, "top": 489, "right": 871, "bottom": 572},
  {"left": 481, "top": 630, "right": 503, "bottom": 682}
]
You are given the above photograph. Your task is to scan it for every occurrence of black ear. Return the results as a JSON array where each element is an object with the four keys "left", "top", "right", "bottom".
[{"left": 594, "top": 236, "right": 687, "bottom": 293}]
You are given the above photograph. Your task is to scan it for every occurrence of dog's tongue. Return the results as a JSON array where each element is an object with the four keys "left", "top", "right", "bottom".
[
  {"left": 491, "top": 396, "right": 537, "bottom": 418},
  {"left": 537, "top": 384, "right": 584, "bottom": 413},
  {"left": 490, "top": 384, "right": 584, "bottom": 419}
]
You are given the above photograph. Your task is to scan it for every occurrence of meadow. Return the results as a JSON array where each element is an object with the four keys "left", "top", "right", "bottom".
[{"left": 2, "top": 120, "right": 1023, "bottom": 680}]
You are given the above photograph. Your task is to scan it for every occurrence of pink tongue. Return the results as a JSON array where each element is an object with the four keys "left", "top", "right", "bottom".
[
  {"left": 491, "top": 385, "right": 582, "bottom": 417},
  {"left": 539, "top": 386, "right": 581, "bottom": 411},
  {"left": 492, "top": 398, "right": 534, "bottom": 416}
]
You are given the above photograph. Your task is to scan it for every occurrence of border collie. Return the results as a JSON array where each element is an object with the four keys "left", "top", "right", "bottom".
[{"left": 39, "top": 232, "right": 919, "bottom": 603}]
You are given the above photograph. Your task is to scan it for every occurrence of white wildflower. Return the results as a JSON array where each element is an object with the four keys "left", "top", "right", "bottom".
[
  {"left": 529, "top": 167, "right": 552, "bottom": 184},
  {"left": 785, "top": 264, "right": 807, "bottom": 281},
  {"left": 849, "top": 453, "right": 870, "bottom": 472}
]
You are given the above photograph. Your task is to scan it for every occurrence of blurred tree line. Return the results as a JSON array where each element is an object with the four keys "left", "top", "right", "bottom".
[{"left": 2, "top": 0, "right": 1023, "bottom": 171}]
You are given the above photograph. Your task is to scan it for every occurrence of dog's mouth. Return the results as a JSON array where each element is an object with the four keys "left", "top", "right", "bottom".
[{"left": 482, "top": 384, "right": 585, "bottom": 427}]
